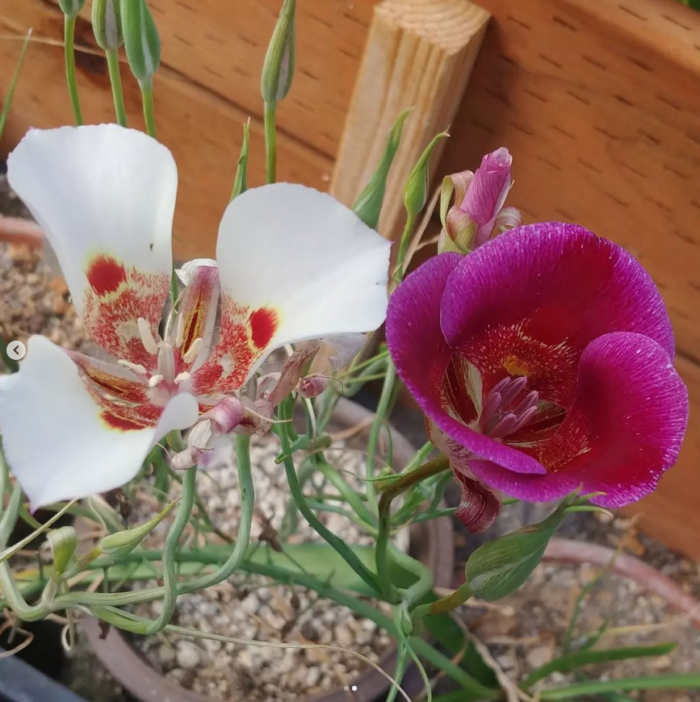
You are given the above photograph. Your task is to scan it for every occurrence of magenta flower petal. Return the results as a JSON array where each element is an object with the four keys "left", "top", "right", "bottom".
[
  {"left": 387, "top": 254, "right": 545, "bottom": 475},
  {"left": 442, "top": 223, "right": 675, "bottom": 361},
  {"left": 471, "top": 332, "right": 688, "bottom": 506}
]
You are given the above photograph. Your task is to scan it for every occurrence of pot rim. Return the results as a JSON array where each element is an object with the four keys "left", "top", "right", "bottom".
[{"left": 83, "top": 397, "right": 455, "bottom": 702}]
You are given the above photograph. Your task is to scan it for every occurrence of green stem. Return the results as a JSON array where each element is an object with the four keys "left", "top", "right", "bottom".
[
  {"left": 64, "top": 15, "right": 83, "bottom": 125},
  {"left": 275, "top": 400, "right": 382, "bottom": 595},
  {"left": 0, "top": 29, "right": 32, "bottom": 143},
  {"left": 365, "top": 362, "right": 398, "bottom": 511},
  {"left": 106, "top": 48, "right": 127, "bottom": 127},
  {"left": 375, "top": 455, "right": 450, "bottom": 600},
  {"left": 140, "top": 77, "right": 157, "bottom": 138},
  {"left": 412, "top": 581, "right": 472, "bottom": 621},
  {"left": 144, "top": 466, "right": 197, "bottom": 634},
  {"left": 394, "top": 212, "right": 416, "bottom": 284},
  {"left": 315, "top": 456, "right": 377, "bottom": 527},
  {"left": 538, "top": 674, "right": 700, "bottom": 700},
  {"left": 264, "top": 101, "right": 277, "bottom": 183}
]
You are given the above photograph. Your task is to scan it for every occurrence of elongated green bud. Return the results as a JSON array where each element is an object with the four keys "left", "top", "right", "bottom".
[
  {"left": 352, "top": 108, "right": 411, "bottom": 230},
  {"left": 59, "top": 0, "right": 86, "bottom": 18},
  {"left": 121, "top": 0, "right": 160, "bottom": 84},
  {"left": 47, "top": 526, "right": 77, "bottom": 578},
  {"left": 100, "top": 499, "right": 178, "bottom": 557},
  {"left": 261, "top": 0, "right": 296, "bottom": 104},
  {"left": 403, "top": 131, "right": 449, "bottom": 219},
  {"left": 465, "top": 497, "right": 573, "bottom": 601},
  {"left": 93, "top": 0, "right": 123, "bottom": 50},
  {"left": 230, "top": 119, "right": 251, "bottom": 201}
]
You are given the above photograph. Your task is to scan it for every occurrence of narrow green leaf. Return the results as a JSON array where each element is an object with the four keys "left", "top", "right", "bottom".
[
  {"left": 403, "top": 130, "right": 449, "bottom": 219},
  {"left": 47, "top": 526, "right": 78, "bottom": 577},
  {"left": 0, "top": 30, "right": 32, "bottom": 143},
  {"left": 230, "top": 119, "right": 251, "bottom": 201},
  {"left": 539, "top": 673, "right": 700, "bottom": 700},
  {"left": 352, "top": 108, "right": 411, "bottom": 229},
  {"left": 523, "top": 642, "right": 677, "bottom": 690}
]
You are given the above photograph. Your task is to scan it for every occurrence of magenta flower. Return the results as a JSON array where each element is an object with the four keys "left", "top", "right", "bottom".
[
  {"left": 387, "top": 223, "right": 688, "bottom": 532},
  {"left": 439, "top": 147, "right": 521, "bottom": 254}
]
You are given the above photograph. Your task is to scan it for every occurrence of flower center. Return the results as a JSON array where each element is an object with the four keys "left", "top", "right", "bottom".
[
  {"left": 118, "top": 316, "right": 203, "bottom": 405},
  {"left": 477, "top": 376, "right": 539, "bottom": 439}
]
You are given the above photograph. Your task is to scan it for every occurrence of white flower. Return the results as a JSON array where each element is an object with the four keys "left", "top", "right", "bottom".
[{"left": 0, "top": 125, "right": 390, "bottom": 507}]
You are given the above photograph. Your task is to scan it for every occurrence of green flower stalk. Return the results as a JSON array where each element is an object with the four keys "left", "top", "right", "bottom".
[
  {"left": 121, "top": 0, "right": 161, "bottom": 137},
  {"left": 261, "top": 0, "right": 296, "bottom": 183},
  {"left": 92, "top": 0, "right": 127, "bottom": 127},
  {"left": 59, "top": 0, "right": 86, "bottom": 126}
]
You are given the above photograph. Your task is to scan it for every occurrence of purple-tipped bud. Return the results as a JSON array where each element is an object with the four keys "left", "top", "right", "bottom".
[
  {"left": 438, "top": 147, "right": 521, "bottom": 254},
  {"left": 204, "top": 397, "right": 245, "bottom": 435},
  {"left": 298, "top": 375, "right": 330, "bottom": 399}
]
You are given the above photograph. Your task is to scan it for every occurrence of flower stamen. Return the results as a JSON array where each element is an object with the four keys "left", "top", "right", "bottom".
[
  {"left": 478, "top": 376, "right": 539, "bottom": 438},
  {"left": 137, "top": 317, "right": 159, "bottom": 355},
  {"left": 182, "top": 338, "right": 203, "bottom": 364}
]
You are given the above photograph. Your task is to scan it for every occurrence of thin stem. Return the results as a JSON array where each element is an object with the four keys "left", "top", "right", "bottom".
[
  {"left": 393, "top": 212, "right": 416, "bottom": 284},
  {"left": 264, "top": 101, "right": 277, "bottom": 183},
  {"left": 140, "top": 78, "right": 157, "bottom": 138},
  {"left": 375, "top": 456, "right": 450, "bottom": 600},
  {"left": 106, "top": 48, "right": 127, "bottom": 127},
  {"left": 365, "top": 362, "right": 397, "bottom": 511},
  {"left": 145, "top": 466, "right": 197, "bottom": 634},
  {"left": 275, "top": 399, "right": 382, "bottom": 595},
  {"left": 314, "top": 456, "right": 377, "bottom": 527},
  {"left": 64, "top": 15, "right": 83, "bottom": 125},
  {"left": 411, "top": 581, "right": 472, "bottom": 621}
]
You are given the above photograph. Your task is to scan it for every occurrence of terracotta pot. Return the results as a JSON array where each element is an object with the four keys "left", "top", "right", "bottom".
[
  {"left": 83, "top": 398, "right": 455, "bottom": 702},
  {"left": 0, "top": 215, "right": 43, "bottom": 248}
]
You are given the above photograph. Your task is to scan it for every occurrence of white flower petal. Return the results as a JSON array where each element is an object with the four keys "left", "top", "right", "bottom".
[
  {"left": 190, "top": 184, "right": 390, "bottom": 395},
  {"left": 8, "top": 125, "right": 176, "bottom": 364},
  {"left": 216, "top": 183, "right": 390, "bottom": 343},
  {"left": 0, "top": 336, "right": 199, "bottom": 507}
]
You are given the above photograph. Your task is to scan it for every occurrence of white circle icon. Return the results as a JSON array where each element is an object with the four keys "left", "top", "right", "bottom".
[{"left": 6, "top": 340, "right": 26, "bottom": 361}]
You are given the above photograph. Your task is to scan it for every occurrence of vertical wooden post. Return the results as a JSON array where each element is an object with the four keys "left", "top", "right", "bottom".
[{"left": 331, "top": 0, "right": 490, "bottom": 239}]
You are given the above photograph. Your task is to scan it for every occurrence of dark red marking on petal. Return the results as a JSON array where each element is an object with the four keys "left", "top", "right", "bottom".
[
  {"left": 249, "top": 307, "right": 278, "bottom": 349},
  {"left": 86, "top": 255, "right": 127, "bottom": 296},
  {"left": 101, "top": 411, "right": 145, "bottom": 432}
]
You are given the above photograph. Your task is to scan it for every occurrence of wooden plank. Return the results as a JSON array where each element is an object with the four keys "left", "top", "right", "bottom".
[
  {"left": 331, "top": 0, "right": 490, "bottom": 239},
  {"left": 48, "top": 0, "right": 378, "bottom": 159},
  {"left": 435, "top": 0, "right": 700, "bottom": 557},
  {"left": 0, "top": 0, "right": 332, "bottom": 262}
]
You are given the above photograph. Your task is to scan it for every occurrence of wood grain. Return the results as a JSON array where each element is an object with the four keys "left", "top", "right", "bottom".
[
  {"left": 44, "top": 0, "right": 378, "bottom": 159},
  {"left": 436, "top": 0, "right": 700, "bottom": 557},
  {"left": 331, "top": 0, "right": 490, "bottom": 240},
  {"left": 0, "top": 0, "right": 332, "bottom": 261}
]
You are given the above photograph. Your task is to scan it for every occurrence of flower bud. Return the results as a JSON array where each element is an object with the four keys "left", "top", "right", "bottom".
[
  {"left": 297, "top": 375, "right": 330, "bottom": 399},
  {"left": 438, "top": 147, "right": 522, "bottom": 254},
  {"left": 261, "top": 0, "right": 296, "bottom": 104},
  {"left": 59, "top": 0, "right": 85, "bottom": 18},
  {"left": 465, "top": 498, "right": 571, "bottom": 600},
  {"left": 121, "top": 0, "right": 161, "bottom": 84},
  {"left": 403, "top": 131, "right": 449, "bottom": 220},
  {"left": 100, "top": 499, "right": 177, "bottom": 557},
  {"left": 47, "top": 526, "right": 77, "bottom": 578},
  {"left": 352, "top": 108, "right": 411, "bottom": 230},
  {"left": 92, "top": 0, "right": 123, "bottom": 50}
]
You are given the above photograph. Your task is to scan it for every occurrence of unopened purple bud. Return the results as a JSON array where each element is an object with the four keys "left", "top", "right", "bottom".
[{"left": 298, "top": 375, "right": 330, "bottom": 399}]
